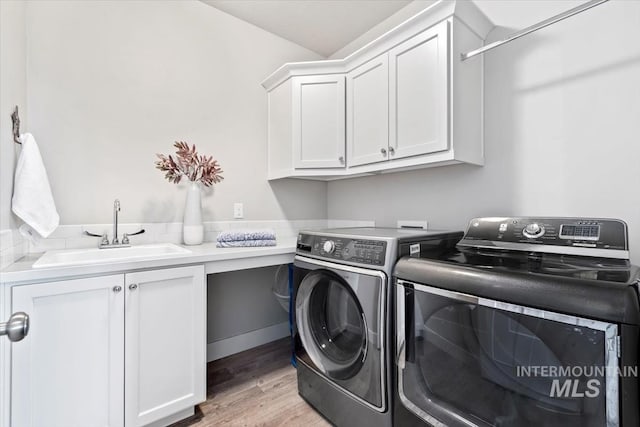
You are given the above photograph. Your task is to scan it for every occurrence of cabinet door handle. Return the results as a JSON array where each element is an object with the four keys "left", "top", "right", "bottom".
[
  {"left": 113, "top": 286, "right": 122, "bottom": 293},
  {"left": 338, "top": 156, "right": 344, "bottom": 163},
  {"left": 380, "top": 148, "right": 387, "bottom": 155},
  {"left": 0, "top": 312, "right": 29, "bottom": 342},
  {"left": 388, "top": 146, "right": 395, "bottom": 155},
  {"left": 129, "top": 284, "right": 138, "bottom": 291}
]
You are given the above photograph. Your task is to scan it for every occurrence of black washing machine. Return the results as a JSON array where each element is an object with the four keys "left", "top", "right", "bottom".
[{"left": 394, "top": 217, "right": 640, "bottom": 427}]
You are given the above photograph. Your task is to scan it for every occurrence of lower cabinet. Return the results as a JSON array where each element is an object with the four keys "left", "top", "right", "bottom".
[
  {"left": 9, "top": 265, "right": 206, "bottom": 427},
  {"left": 11, "top": 274, "right": 125, "bottom": 427},
  {"left": 124, "top": 267, "right": 206, "bottom": 427}
]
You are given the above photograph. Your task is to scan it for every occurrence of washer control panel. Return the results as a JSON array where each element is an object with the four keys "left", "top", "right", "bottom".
[
  {"left": 458, "top": 217, "right": 628, "bottom": 253},
  {"left": 297, "top": 234, "right": 387, "bottom": 266}
]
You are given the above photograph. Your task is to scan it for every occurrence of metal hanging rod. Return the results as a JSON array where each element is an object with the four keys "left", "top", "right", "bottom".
[
  {"left": 11, "top": 105, "right": 21, "bottom": 144},
  {"left": 461, "top": 0, "right": 609, "bottom": 61}
]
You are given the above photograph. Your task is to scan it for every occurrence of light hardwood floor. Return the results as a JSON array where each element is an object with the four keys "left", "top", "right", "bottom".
[{"left": 171, "top": 338, "right": 331, "bottom": 427}]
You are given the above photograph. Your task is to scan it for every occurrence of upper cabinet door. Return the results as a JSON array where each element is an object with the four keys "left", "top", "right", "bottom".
[
  {"left": 389, "top": 20, "right": 449, "bottom": 160},
  {"left": 347, "top": 54, "right": 390, "bottom": 167},
  {"left": 124, "top": 265, "right": 206, "bottom": 427},
  {"left": 292, "top": 75, "right": 346, "bottom": 169},
  {"left": 11, "top": 275, "right": 125, "bottom": 427}
]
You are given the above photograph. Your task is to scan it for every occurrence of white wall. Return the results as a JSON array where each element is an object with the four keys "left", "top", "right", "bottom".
[
  {"left": 25, "top": 0, "right": 326, "bottom": 225},
  {"left": 328, "top": 0, "right": 640, "bottom": 264},
  {"left": 0, "top": 0, "right": 26, "bottom": 231},
  {"left": 0, "top": 1, "right": 28, "bottom": 268}
]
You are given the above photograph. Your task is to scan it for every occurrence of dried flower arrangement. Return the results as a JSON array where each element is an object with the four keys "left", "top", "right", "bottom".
[{"left": 155, "top": 141, "right": 224, "bottom": 186}]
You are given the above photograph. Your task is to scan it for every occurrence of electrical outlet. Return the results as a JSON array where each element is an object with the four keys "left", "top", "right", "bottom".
[{"left": 233, "top": 203, "right": 244, "bottom": 219}]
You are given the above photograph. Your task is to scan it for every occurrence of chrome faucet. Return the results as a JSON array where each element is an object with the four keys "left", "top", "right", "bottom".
[
  {"left": 112, "top": 199, "right": 120, "bottom": 245},
  {"left": 84, "top": 199, "right": 145, "bottom": 248}
]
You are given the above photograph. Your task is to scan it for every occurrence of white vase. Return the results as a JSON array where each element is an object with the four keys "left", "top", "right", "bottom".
[{"left": 183, "top": 182, "right": 204, "bottom": 245}]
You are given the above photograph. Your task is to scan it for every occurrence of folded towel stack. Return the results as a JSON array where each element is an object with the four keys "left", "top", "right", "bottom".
[{"left": 216, "top": 229, "right": 277, "bottom": 248}]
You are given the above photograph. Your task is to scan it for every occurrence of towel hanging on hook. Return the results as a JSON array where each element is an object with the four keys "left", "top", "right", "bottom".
[{"left": 11, "top": 105, "right": 21, "bottom": 144}]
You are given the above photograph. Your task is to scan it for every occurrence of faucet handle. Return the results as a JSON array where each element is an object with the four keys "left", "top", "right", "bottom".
[
  {"left": 122, "top": 229, "right": 145, "bottom": 245},
  {"left": 85, "top": 231, "right": 110, "bottom": 246}
]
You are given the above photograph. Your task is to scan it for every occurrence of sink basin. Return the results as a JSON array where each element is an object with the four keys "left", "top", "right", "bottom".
[{"left": 33, "top": 243, "right": 191, "bottom": 269}]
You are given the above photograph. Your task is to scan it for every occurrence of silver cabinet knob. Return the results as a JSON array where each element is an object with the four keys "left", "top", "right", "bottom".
[
  {"left": 338, "top": 156, "right": 344, "bottom": 163},
  {"left": 0, "top": 312, "right": 29, "bottom": 342},
  {"left": 380, "top": 148, "right": 387, "bottom": 155},
  {"left": 129, "top": 284, "right": 138, "bottom": 291},
  {"left": 388, "top": 146, "right": 395, "bottom": 155},
  {"left": 113, "top": 286, "right": 122, "bottom": 293}
]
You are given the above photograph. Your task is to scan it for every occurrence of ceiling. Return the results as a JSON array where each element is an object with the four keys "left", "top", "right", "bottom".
[
  {"left": 201, "top": 0, "right": 412, "bottom": 57},
  {"left": 201, "top": 1, "right": 595, "bottom": 58}
]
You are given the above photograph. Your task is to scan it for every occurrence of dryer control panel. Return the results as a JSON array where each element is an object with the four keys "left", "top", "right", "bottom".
[
  {"left": 457, "top": 217, "right": 629, "bottom": 259},
  {"left": 297, "top": 234, "right": 387, "bottom": 266}
]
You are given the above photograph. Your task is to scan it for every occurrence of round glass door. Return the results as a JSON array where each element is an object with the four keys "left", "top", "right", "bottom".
[{"left": 296, "top": 269, "right": 367, "bottom": 380}]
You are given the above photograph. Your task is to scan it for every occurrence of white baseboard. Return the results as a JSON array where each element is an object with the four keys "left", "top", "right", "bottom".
[{"left": 207, "top": 321, "right": 290, "bottom": 362}]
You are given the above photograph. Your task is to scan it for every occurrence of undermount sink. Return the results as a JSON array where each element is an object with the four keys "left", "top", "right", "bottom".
[{"left": 33, "top": 243, "right": 191, "bottom": 269}]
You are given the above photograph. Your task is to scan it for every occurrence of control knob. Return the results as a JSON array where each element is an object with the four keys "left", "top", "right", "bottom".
[
  {"left": 323, "top": 240, "right": 336, "bottom": 254},
  {"left": 523, "top": 223, "right": 545, "bottom": 238}
]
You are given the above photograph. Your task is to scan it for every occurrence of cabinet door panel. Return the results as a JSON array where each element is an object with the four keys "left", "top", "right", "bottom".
[
  {"left": 292, "top": 75, "right": 345, "bottom": 168},
  {"left": 11, "top": 275, "right": 125, "bottom": 427},
  {"left": 346, "top": 54, "right": 389, "bottom": 167},
  {"left": 125, "top": 266, "right": 205, "bottom": 427},
  {"left": 389, "top": 21, "right": 449, "bottom": 159},
  {"left": 267, "top": 81, "right": 293, "bottom": 178}
]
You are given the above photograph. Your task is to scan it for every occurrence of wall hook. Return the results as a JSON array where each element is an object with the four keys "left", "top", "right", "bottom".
[{"left": 11, "top": 106, "right": 21, "bottom": 144}]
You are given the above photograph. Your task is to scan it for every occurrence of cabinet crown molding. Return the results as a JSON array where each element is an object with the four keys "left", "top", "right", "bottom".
[{"left": 261, "top": 0, "right": 493, "bottom": 91}]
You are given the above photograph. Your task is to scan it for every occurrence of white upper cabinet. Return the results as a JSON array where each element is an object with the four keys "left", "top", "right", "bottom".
[
  {"left": 292, "top": 75, "right": 346, "bottom": 169},
  {"left": 266, "top": 74, "right": 346, "bottom": 179},
  {"left": 389, "top": 21, "right": 449, "bottom": 161},
  {"left": 347, "top": 21, "right": 449, "bottom": 168},
  {"left": 262, "top": 0, "right": 493, "bottom": 180},
  {"left": 347, "top": 54, "right": 389, "bottom": 167}
]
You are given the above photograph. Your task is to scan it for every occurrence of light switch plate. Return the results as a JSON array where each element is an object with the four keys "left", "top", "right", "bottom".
[{"left": 233, "top": 203, "right": 244, "bottom": 219}]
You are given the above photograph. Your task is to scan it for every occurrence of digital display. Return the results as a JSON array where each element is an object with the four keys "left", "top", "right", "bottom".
[{"left": 560, "top": 224, "right": 600, "bottom": 240}]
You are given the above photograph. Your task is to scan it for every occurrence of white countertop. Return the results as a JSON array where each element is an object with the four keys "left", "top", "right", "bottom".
[{"left": 0, "top": 239, "right": 297, "bottom": 285}]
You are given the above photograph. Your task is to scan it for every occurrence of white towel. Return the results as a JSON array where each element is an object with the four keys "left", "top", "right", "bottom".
[{"left": 11, "top": 133, "right": 60, "bottom": 238}]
